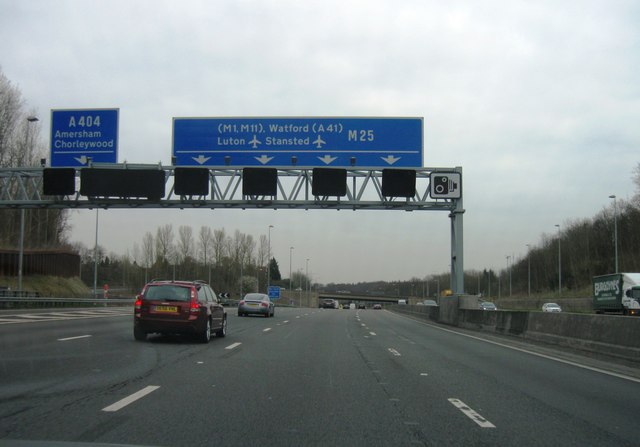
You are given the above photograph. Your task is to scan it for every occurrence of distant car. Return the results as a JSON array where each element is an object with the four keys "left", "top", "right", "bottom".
[
  {"left": 542, "top": 302, "right": 562, "bottom": 312},
  {"left": 357, "top": 303, "right": 366, "bottom": 309},
  {"left": 238, "top": 293, "right": 274, "bottom": 318},
  {"left": 320, "top": 299, "right": 337, "bottom": 309},
  {"left": 479, "top": 301, "right": 497, "bottom": 311},
  {"left": 134, "top": 279, "right": 227, "bottom": 343},
  {"left": 398, "top": 299, "right": 407, "bottom": 305},
  {"left": 422, "top": 300, "right": 439, "bottom": 307},
  {"left": 342, "top": 302, "right": 351, "bottom": 309},
  {"left": 373, "top": 304, "right": 382, "bottom": 310}
]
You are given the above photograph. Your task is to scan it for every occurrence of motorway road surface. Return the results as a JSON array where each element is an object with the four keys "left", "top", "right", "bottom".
[{"left": 0, "top": 306, "right": 639, "bottom": 446}]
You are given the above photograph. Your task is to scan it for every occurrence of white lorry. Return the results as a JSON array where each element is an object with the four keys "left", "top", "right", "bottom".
[{"left": 592, "top": 273, "right": 640, "bottom": 316}]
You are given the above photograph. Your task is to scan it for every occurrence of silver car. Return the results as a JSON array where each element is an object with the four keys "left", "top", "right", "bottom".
[
  {"left": 479, "top": 301, "right": 497, "bottom": 311},
  {"left": 238, "top": 293, "right": 274, "bottom": 318},
  {"left": 542, "top": 302, "right": 562, "bottom": 312}
]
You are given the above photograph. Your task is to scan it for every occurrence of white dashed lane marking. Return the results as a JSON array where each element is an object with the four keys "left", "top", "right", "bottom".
[
  {"left": 102, "top": 386, "right": 160, "bottom": 412},
  {"left": 448, "top": 398, "right": 496, "bottom": 428},
  {"left": 58, "top": 335, "right": 92, "bottom": 341},
  {"left": 225, "top": 342, "right": 242, "bottom": 350}
]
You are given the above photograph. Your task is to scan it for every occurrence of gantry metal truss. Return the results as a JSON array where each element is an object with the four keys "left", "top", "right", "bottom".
[
  {"left": 0, "top": 165, "right": 465, "bottom": 294},
  {"left": 0, "top": 165, "right": 460, "bottom": 212}
]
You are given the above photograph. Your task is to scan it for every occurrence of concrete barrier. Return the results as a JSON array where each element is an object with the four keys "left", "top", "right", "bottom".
[
  {"left": 524, "top": 312, "right": 640, "bottom": 360},
  {"left": 492, "top": 297, "right": 592, "bottom": 313},
  {"left": 390, "top": 303, "right": 640, "bottom": 362}
]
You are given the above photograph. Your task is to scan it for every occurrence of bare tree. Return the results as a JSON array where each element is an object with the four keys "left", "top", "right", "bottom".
[
  {"left": 0, "top": 68, "right": 69, "bottom": 250},
  {"left": 633, "top": 162, "right": 640, "bottom": 207},
  {"left": 257, "top": 234, "right": 268, "bottom": 268},
  {"left": 0, "top": 68, "right": 25, "bottom": 167},
  {"left": 242, "top": 234, "right": 256, "bottom": 267},
  {"left": 177, "top": 225, "right": 194, "bottom": 264},
  {"left": 212, "top": 228, "right": 227, "bottom": 266},
  {"left": 155, "top": 224, "right": 174, "bottom": 263},
  {"left": 141, "top": 232, "right": 155, "bottom": 270},
  {"left": 198, "top": 226, "right": 214, "bottom": 280},
  {"left": 231, "top": 229, "right": 243, "bottom": 265}
]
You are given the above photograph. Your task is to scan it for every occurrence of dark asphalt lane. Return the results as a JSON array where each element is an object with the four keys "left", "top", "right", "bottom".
[{"left": 0, "top": 307, "right": 638, "bottom": 446}]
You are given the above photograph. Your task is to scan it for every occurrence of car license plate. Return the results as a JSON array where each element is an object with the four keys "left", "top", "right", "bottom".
[
  {"left": 248, "top": 303, "right": 258, "bottom": 307},
  {"left": 155, "top": 305, "right": 177, "bottom": 312}
]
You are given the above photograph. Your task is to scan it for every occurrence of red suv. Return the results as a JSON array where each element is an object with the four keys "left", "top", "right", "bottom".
[{"left": 134, "top": 280, "right": 227, "bottom": 343}]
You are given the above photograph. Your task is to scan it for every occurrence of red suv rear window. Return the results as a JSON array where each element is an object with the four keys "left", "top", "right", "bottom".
[{"left": 144, "top": 285, "right": 191, "bottom": 302}]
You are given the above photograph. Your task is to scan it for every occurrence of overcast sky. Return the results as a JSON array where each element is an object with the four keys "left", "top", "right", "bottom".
[{"left": 1, "top": 0, "right": 638, "bottom": 285}]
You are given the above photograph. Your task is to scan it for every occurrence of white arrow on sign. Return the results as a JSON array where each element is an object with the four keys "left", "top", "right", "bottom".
[
  {"left": 255, "top": 155, "right": 274, "bottom": 165},
  {"left": 317, "top": 155, "right": 338, "bottom": 165},
  {"left": 381, "top": 155, "right": 401, "bottom": 165},
  {"left": 74, "top": 155, "right": 89, "bottom": 165},
  {"left": 192, "top": 155, "right": 211, "bottom": 165}
]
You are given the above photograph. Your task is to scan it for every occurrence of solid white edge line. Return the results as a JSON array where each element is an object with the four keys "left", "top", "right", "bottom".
[
  {"left": 102, "top": 385, "right": 160, "bottom": 412},
  {"left": 448, "top": 398, "right": 496, "bottom": 428},
  {"left": 0, "top": 313, "right": 131, "bottom": 325},
  {"left": 390, "top": 312, "right": 640, "bottom": 384},
  {"left": 58, "top": 335, "right": 92, "bottom": 341},
  {"left": 225, "top": 342, "right": 242, "bottom": 350}
]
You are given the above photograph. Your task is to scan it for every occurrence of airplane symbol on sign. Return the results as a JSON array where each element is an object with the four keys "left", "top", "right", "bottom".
[
  {"left": 313, "top": 135, "right": 326, "bottom": 149},
  {"left": 249, "top": 135, "right": 262, "bottom": 149}
]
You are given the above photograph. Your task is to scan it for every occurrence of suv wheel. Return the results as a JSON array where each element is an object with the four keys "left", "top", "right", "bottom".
[
  {"left": 134, "top": 326, "right": 147, "bottom": 341},
  {"left": 216, "top": 315, "right": 227, "bottom": 338},
  {"left": 201, "top": 318, "right": 211, "bottom": 343}
]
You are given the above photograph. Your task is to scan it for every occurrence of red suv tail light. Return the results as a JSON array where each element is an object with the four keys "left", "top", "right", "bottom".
[
  {"left": 239, "top": 300, "right": 245, "bottom": 306},
  {"left": 260, "top": 302, "right": 268, "bottom": 307},
  {"left": 189, "top": 288, "right": 200, "bottom": 313},
  {"left": 135, "top": 295, "right": 142, "bottom": 310}
]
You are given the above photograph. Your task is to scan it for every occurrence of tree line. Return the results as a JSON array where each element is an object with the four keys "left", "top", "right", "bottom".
[
  {"left": 437, "top": 191, "right": 639, "bottom": 298},
  {"left": 74, "top": 224, "right": 315, "bottom": 297},
  {"left": 0, "top": 68, "right": 70, "bottom": 250},
  {"left": 328, "top": 170, "right": 640, "bottom": 299}
]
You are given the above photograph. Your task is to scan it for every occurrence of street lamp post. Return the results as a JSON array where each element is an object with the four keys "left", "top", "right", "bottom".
[
  {"left": 289, "top": 246, "right": 294, "bottom": 293},
  {"left": 555, "top": 224, "right": 561, "bottom": 296},
  {"left": 609, "top": 195, "right": 618, "bottom": 273},
  {"left": 506, "top": 255, "right": 512, "bottom": 297},
  {"left": 526, "top": 244, "right": 531, "bottom": 297},
  {"left": 267, "top": 225, "right": 274, "bottom": 290},
  {"left": 306, "top": 258, "right": 310, "bottom": 307},
  {"left": 18, "top": 209, "right": 25, "bottom": 292},
  {"left": 93, "top": 209, "right": 99, "bottom": 298},
  {"left": 18, "top": 116, "right": 39, "bottom": 292},
  {"left": 488, "top": 270, "right": 491, "bottom": 298}
]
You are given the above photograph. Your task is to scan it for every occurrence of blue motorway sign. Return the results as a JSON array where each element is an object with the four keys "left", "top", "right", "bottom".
[
  {"left": 172, "top": 117, "right": 423, "bottom": 168},
  {"left": 50, "top": 109, "right": 119, "bottom": 167},
  {"left": 268, "top": 286, "right": 281, "bottom": 300}
]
